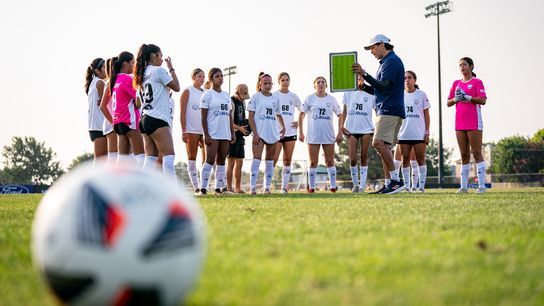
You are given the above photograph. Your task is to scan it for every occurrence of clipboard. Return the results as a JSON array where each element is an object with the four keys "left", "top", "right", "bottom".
[{"left": 329, "top": 51, "right": 358, "bottom": 92}]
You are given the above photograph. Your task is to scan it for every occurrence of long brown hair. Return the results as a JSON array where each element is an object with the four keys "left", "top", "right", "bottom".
[
  {"left": 134, "top": 44, "right": 161, "bottom": 88},
  {"left": 84, "top": 58, "right": 104, "bottom": 94},
  {"left": 256, "top": 72, "right": 271, "bottom": 92}
]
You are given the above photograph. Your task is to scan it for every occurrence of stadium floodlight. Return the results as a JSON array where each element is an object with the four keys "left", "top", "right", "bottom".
[
  {"left": 223, "top": 66, "right": 238, "bottom": 95},
  {"left": 425, "top": 1, "right": 452, "bottom": 188}
]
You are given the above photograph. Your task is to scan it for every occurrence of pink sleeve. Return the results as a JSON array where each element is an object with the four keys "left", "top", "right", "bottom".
[
  {"left": 447, "top": 80, "right": 458, "bottom": 100},
  {"left": 474, "top": 79, "right": 487, "bottom": 99},
  {"left": 122, "top": 80, "right": 136, "bottom": 99}
]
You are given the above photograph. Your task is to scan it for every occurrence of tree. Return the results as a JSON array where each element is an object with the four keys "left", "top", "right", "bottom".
[
  {"left": 530, "top": 128, "right": 544, "bottom": 144},
  {"left": 425, "top": 137, "right": 453, "bottom": 176},
  {"left": 68, "top": 152, "right": 94, "bottom": 171},
  {"left": 1, "top": 136, "right": 64, "bottom": 184},
  {"left": 491, "top": 135, "right": 544, "bottom": 174}
]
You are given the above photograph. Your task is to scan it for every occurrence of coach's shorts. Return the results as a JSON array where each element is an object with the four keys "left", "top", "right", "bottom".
[
  {"left": 89, "top": 130, "right": 105, "bottom": 142},
  {"left": 227, "top": 143, "right": 245, "bottom": 159},
  {"left": 114, "top": 123, "right": 133, "bottom": 135},
  {"left": 279, "top": 135, "right": 297, "bottom": 143},
  {"left": 374, "top": 115, "right": 403, "bottom": 148},
  {"left": 398, "top": 139, "right": 425, "bottom": 145},
  {"left": 139, "top": 115, "right": 169, "bottom": 135}
]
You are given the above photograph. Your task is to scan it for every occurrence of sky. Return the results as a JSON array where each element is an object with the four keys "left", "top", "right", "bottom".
[{"left": 1, "top": 0, "right": 543, "bottom": 169}]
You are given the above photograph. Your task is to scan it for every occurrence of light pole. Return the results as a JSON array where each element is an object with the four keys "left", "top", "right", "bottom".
[
  {"left": 223, "top": 66, "right": 237, "bottom": 95},
  {"left": 425, "top": 1, "right": 452, "bottom": 188}
]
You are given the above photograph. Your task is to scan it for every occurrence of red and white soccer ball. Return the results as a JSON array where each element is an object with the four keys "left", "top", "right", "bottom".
[{"left": 31, "top": 162, "right": 206, "bottom": 306}]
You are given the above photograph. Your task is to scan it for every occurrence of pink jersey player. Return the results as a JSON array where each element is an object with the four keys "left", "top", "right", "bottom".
[
  {"left": 448, "top": 78, "right": 487, "bottom": 130},
  {"left": 112, "top": 73, "right": 139, "bottom": 129}
]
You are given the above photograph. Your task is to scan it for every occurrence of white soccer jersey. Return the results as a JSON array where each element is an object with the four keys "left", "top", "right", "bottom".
[
  {"left": 167, "top": 97, "right": 174, "bottom": 129},
  {"left": 342, "top": 90, "right": 376, "bottom": 134},
  {"left": 140, "top": 65, "right": 173, "bottom": 125},
  {"left": 185, "top": 86, "right": 204, "bottom": 134},
  {"left": 247, "top": 92, "right": 282, "bottom": 144},
  {"left": 273, "top": 90, "right": 302, "bottom": 137},
  {"left": 88, "top": 76, "right": 105, "bottom": 131},
  {"left": 398, "top": 89, "right": 431, "bottom": 140},
  {"left": 301, "top": 94, "right": 342, "bottom": 144},
  {"left": 200, "top": 89, "right": 232, "bottom": 140}
]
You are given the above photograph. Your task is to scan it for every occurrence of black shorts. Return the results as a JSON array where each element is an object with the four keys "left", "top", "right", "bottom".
[
  {"left": 89, "top": 130, "right": 105, "bottom": 142},
  {"left": 227, "top": 143, "right": 245, "bottom": 159},
  {"left": 279, "top": 135, "right": 297, "bottom": 143},
  {"left": 346, "top": 133, "right": 373, "bottom": 140},
  {"left": 139, "top": 115, "right": 169, "bottom": 135},
  {"left": 398, "top": 139, "right": 425, "bottom": 145},
  {"left": 114, "top": 123, "right": 133, "bottom": 135}
]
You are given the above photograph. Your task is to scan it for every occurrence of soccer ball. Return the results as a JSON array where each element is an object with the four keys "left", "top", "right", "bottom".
[{"left": 31, "top": 161, "right": 206, "bottom": 306}]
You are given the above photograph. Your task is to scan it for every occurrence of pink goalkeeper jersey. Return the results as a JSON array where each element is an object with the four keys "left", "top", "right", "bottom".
[
  {"left": 448, "top": 78, "right": 487, "bottom": 130},
  {"left": 112, "top": 73, "right": 139, "bottom": 128}
]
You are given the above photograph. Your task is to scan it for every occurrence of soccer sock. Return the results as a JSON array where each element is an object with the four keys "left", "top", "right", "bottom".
[
  {"left": 394, "top": 159, "right": 402, "bottom": 174},
  {"left": 308, "top": 167, "right": 317, "bottom": 189},
  {"left": 476, "top": 161, "right": 486, "bottom": 189},
  {"left": 143, "top": 155, "right": 158, "bottom": 171},
  {"left": 200, "top": 162, "right": 213, "bottom": 190},
  {"left": 161, "top": 155, "right": 176, "bottom": 181},
  {"left": 390, "top": 169, "right": 400, "bottom": 182},
  {"left": 282, "top": 166, "right": 291, "bottom": 190},
  {"left": 327, "top": 166, "right": 337, "bottom": 189},
  {"left": 461, "top": 164, "right": 470, "bottom": 189},
  {"left": 410, "top": 160, "right": 419, "bottom": 189},
  {"left": 419, "top": 165, "right": 427, "bottom": 190},
  {"left": 250, "top": 159, "right": 261, "bottom": 189},
  {"left": 350, "top": 166, "right": 359, "bottom": 188},
  {"left": 215, "top": 165, "right": 226, "bottom": 189},
  {"left": 385, "top": 178, "right": 391, "bottom": 186},
  {"left": 107, "top": 152, "right": 117, "bottom": 167},
  {"left": 264, "top": 160, "right": 274, "bottom": 190},
  {"left": 116, "top": 154, "right": 129, "bottom": 166},
  {"left": 187, "top": 160, "right": 199, "bottom": 189},
  {"left": 359, "top": 166, "right": 368, "bottom": 190},
  {"left": 136, "top": 154, "right": 145, "bottom": 169},
  {"left": 402, "top": 167, "right": 411, "bottom": 190}
]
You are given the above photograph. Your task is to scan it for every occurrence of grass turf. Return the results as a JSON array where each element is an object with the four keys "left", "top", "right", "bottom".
[{"left": 1, "top": 189, "right": 543, "bottom": 305}]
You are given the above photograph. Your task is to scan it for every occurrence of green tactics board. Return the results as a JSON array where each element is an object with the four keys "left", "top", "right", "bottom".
[{"left": 329, "top": 51, "right": 358, "bottom": 92}]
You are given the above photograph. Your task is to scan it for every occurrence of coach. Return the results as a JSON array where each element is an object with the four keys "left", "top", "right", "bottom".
[{"left": 352, "top": 34, "right": 406, "bottom": 194}]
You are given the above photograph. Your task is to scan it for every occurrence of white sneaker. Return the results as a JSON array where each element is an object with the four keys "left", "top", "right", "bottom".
[
  {"left": 476, "top": 187, "right": 486, "bottom": 193},
  {"left": 456, "top": 188, "right": 469, "bottom": 194}
]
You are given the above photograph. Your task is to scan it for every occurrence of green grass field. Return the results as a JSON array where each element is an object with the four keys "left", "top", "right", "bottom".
[{"left": 1, "top": 189, "right": 544, "bottom": 306}]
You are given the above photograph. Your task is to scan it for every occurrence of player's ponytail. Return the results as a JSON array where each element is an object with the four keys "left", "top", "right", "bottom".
[
  {"left": 134, "top": 44, "right": 161, "bottom": 88},
  {"left": 84, "top": 58, "right": 104, "bottom": 95},
  {"left": 406, "top": 70, "right": 420, "bottom": 89},
  {"left": 105, "top": 57, "right": 113, "bottom": 80},
  {"left": 256, "top": 72, "right": 271, "bottom": 92},
  {"left": 460, "top": 57, "right": 477, "bottom": 77},
  {"left": 109, "top": 52, "right": 134, "bottom": 92}
]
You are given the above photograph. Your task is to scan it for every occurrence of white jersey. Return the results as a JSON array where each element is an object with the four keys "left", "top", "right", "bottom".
[
  {"left": 301, "top": 93, "right": 342, "bottom": 144},
  {"left": 398, "top": 89, "right": 431, "bottom": 140},
  {"left": 167, "top": 97, "right": 175, "bottom": 129},
  {"left": 185, "top": 86, "right": 204, "bottom": 134},
  {"left": 102, "top": 80, "right": 114, "bottom": 134},
  {"left": 273, "top": 90, "right": 302, "bottom": 137},
  {"left": 88, "top": 76, "right": 105, "bottom": 131},
  {"left": 140, "top": 65, "right": 173, "bottom": 125},
  {"left": 247, "top": 92, "right": 282, "bottom": 144},
  {"left": 200, "top": 89, "right": 232, "bottom": 140},
  {"left": 342, "top": 90, "right": 376, "bottom": 134}
]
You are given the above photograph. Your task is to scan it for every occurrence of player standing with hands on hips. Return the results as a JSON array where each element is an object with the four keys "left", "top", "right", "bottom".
[
  {"left": 447, "top": 57, "right": 488, "bottom": 193},
  {"left": 352, "top": 34, "right": 406, "bottom": 194}
]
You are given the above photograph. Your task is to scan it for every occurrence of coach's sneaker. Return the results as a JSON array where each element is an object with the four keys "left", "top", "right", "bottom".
[
  {"left": 456, "top": 188, "right": 469, "bottom": 194},
  {"left": 352, "top": 186, "right": 359, "bottom": 193},
  {"left": 382, "top": 180, "right": 405, "bottom": 195},
  {"left": 369, "top": 185, "right": 386, "bottom": 194},
  {"left": 476, "top": 187, "right": 486, "bottom": 194}
]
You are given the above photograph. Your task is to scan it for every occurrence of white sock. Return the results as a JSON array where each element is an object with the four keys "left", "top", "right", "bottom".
[
  {"left": 390, "top": 169, "right": 400, "bottom": 182},
  {"left": 162, "top": 155, "right": 176, "bottom": 181},
  {"left": 394, "top": 159, "right": 402, "bottom": 174},
  {"left": 143, "top": 155, "right": 158, "bottom": 171},
  {"left": 250, "top": 159, "right": 261, "bottom": 189},
  {"left": 135, "top": 154, "right": 145, "bottom": 169},
  {"left": 215, "top": 164, "right": 226, "bottom": 190},
  {"left": 327, "top": 166, "right": 337, "bottom": 189},
  {"left": 116, "top": 154, "right": 130, "bottom": 166},
  {"left": 461, "top": 164, "right": 470, "bottom": 189},
  {"left": 187, "top": 160, "right": 199, "bottom": 189},
  {"left": 476, "top": 161, "right": 486, "bottom": 189},
  {"left": 200, "top": 162, "right": 213, "bottom": 190},
  {"left": 107, "top": 152, "right": 118, "bottom": 167},
  {"left": 264, "top": 160, "right": 274, "bottom": 190},
  {"left": 402, "top": 167, "right": 411, "bottom": 190},
  {"left": 308, "top": 167, "right": 317, "bottom": 189},
  {"left": 350, "top": 166, "right": 358, "bottom": 188},
  {"left": 282, "top": 166, "right": 291, "bottom": 190},
  {"left": 410, "top": 160, "right": 419, "bottom": 189},
  {"left": 359, "top": 166, "right": 368, "bottom": 190},
  {"left": 419, "top": 165, "right": 427, "bottom": 190}
]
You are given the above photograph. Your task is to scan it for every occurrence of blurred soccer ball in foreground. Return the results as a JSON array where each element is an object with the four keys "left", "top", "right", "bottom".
[{"left": 31, "top": 162, "right": 206, "bottom": 306}]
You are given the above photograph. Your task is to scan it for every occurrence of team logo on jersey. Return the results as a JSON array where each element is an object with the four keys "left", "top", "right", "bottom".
[
  {"left": 414, "top": 99, "right": 419, "bottom": 105},
  {"left": 289, "top": 99, "right": 294, "bottom": 105},
  {"left": 192, "top": 105, "right": 199, "bottom": 110},
  {"left": 363, "top": 97, "right": 368, "bottom": 102},
  {"left": 468, "top": 84, "right": 473, "bottom": 89},
  {"left": 326, "top": 103, "right": 331, "bottom": 108}
]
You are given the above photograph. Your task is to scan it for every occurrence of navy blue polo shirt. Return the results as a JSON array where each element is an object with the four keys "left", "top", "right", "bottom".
[{"left": 369, "top": 51, "right": 406, "bottom": 118}]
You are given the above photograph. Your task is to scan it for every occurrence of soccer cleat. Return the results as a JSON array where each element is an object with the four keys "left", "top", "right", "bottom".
[
  {"left": 352, "top": 186, "right": 359, "bottom": 193},
  {"left": 261, "top": 189, "right": 271, "bottom": 194},
  {"left": 369, "top": 185, "right": 386, "bottom": 194},
  {"left": 281, "top": 188, "right": 288, "bottom": 195},
  {"left": 250, "top": 188, "right": 257, "bottom": 195},
  {"left": 308, "top": 188, "right": 315, "bottom": 194},
  {"left": 213, "top": 188, "right": 222, "bottom": 195},
  {"left": 476, "top": 187, "right": 486, "bottom": 194},
  {"left": 456, "top": 188, "right": 468, "bottom": 194},
  {"left": 221, "top": 187, "right": 228, "bottom": 193},
  {"left": 194, "top": 188, "right": 200, "bottom": 195},
  {"left": 418, "top": 188, "right": 426, "bottom": 193},
  {"left": 382, "top": 180, "right": 405, "bottom": 195},
  {"left": 199, "top": 188, "right": 207, "bottom": 195},
  {"left": 411, "top": 187, "right": 418, "bottom": 192},
  {"left": 330, "top": 187, "right": 337, "bottom": 193}
]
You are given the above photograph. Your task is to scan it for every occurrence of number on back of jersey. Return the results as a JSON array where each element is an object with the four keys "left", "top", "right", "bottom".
[{"left": 141, "top": 83, "right": 154, "bottom": 110}]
